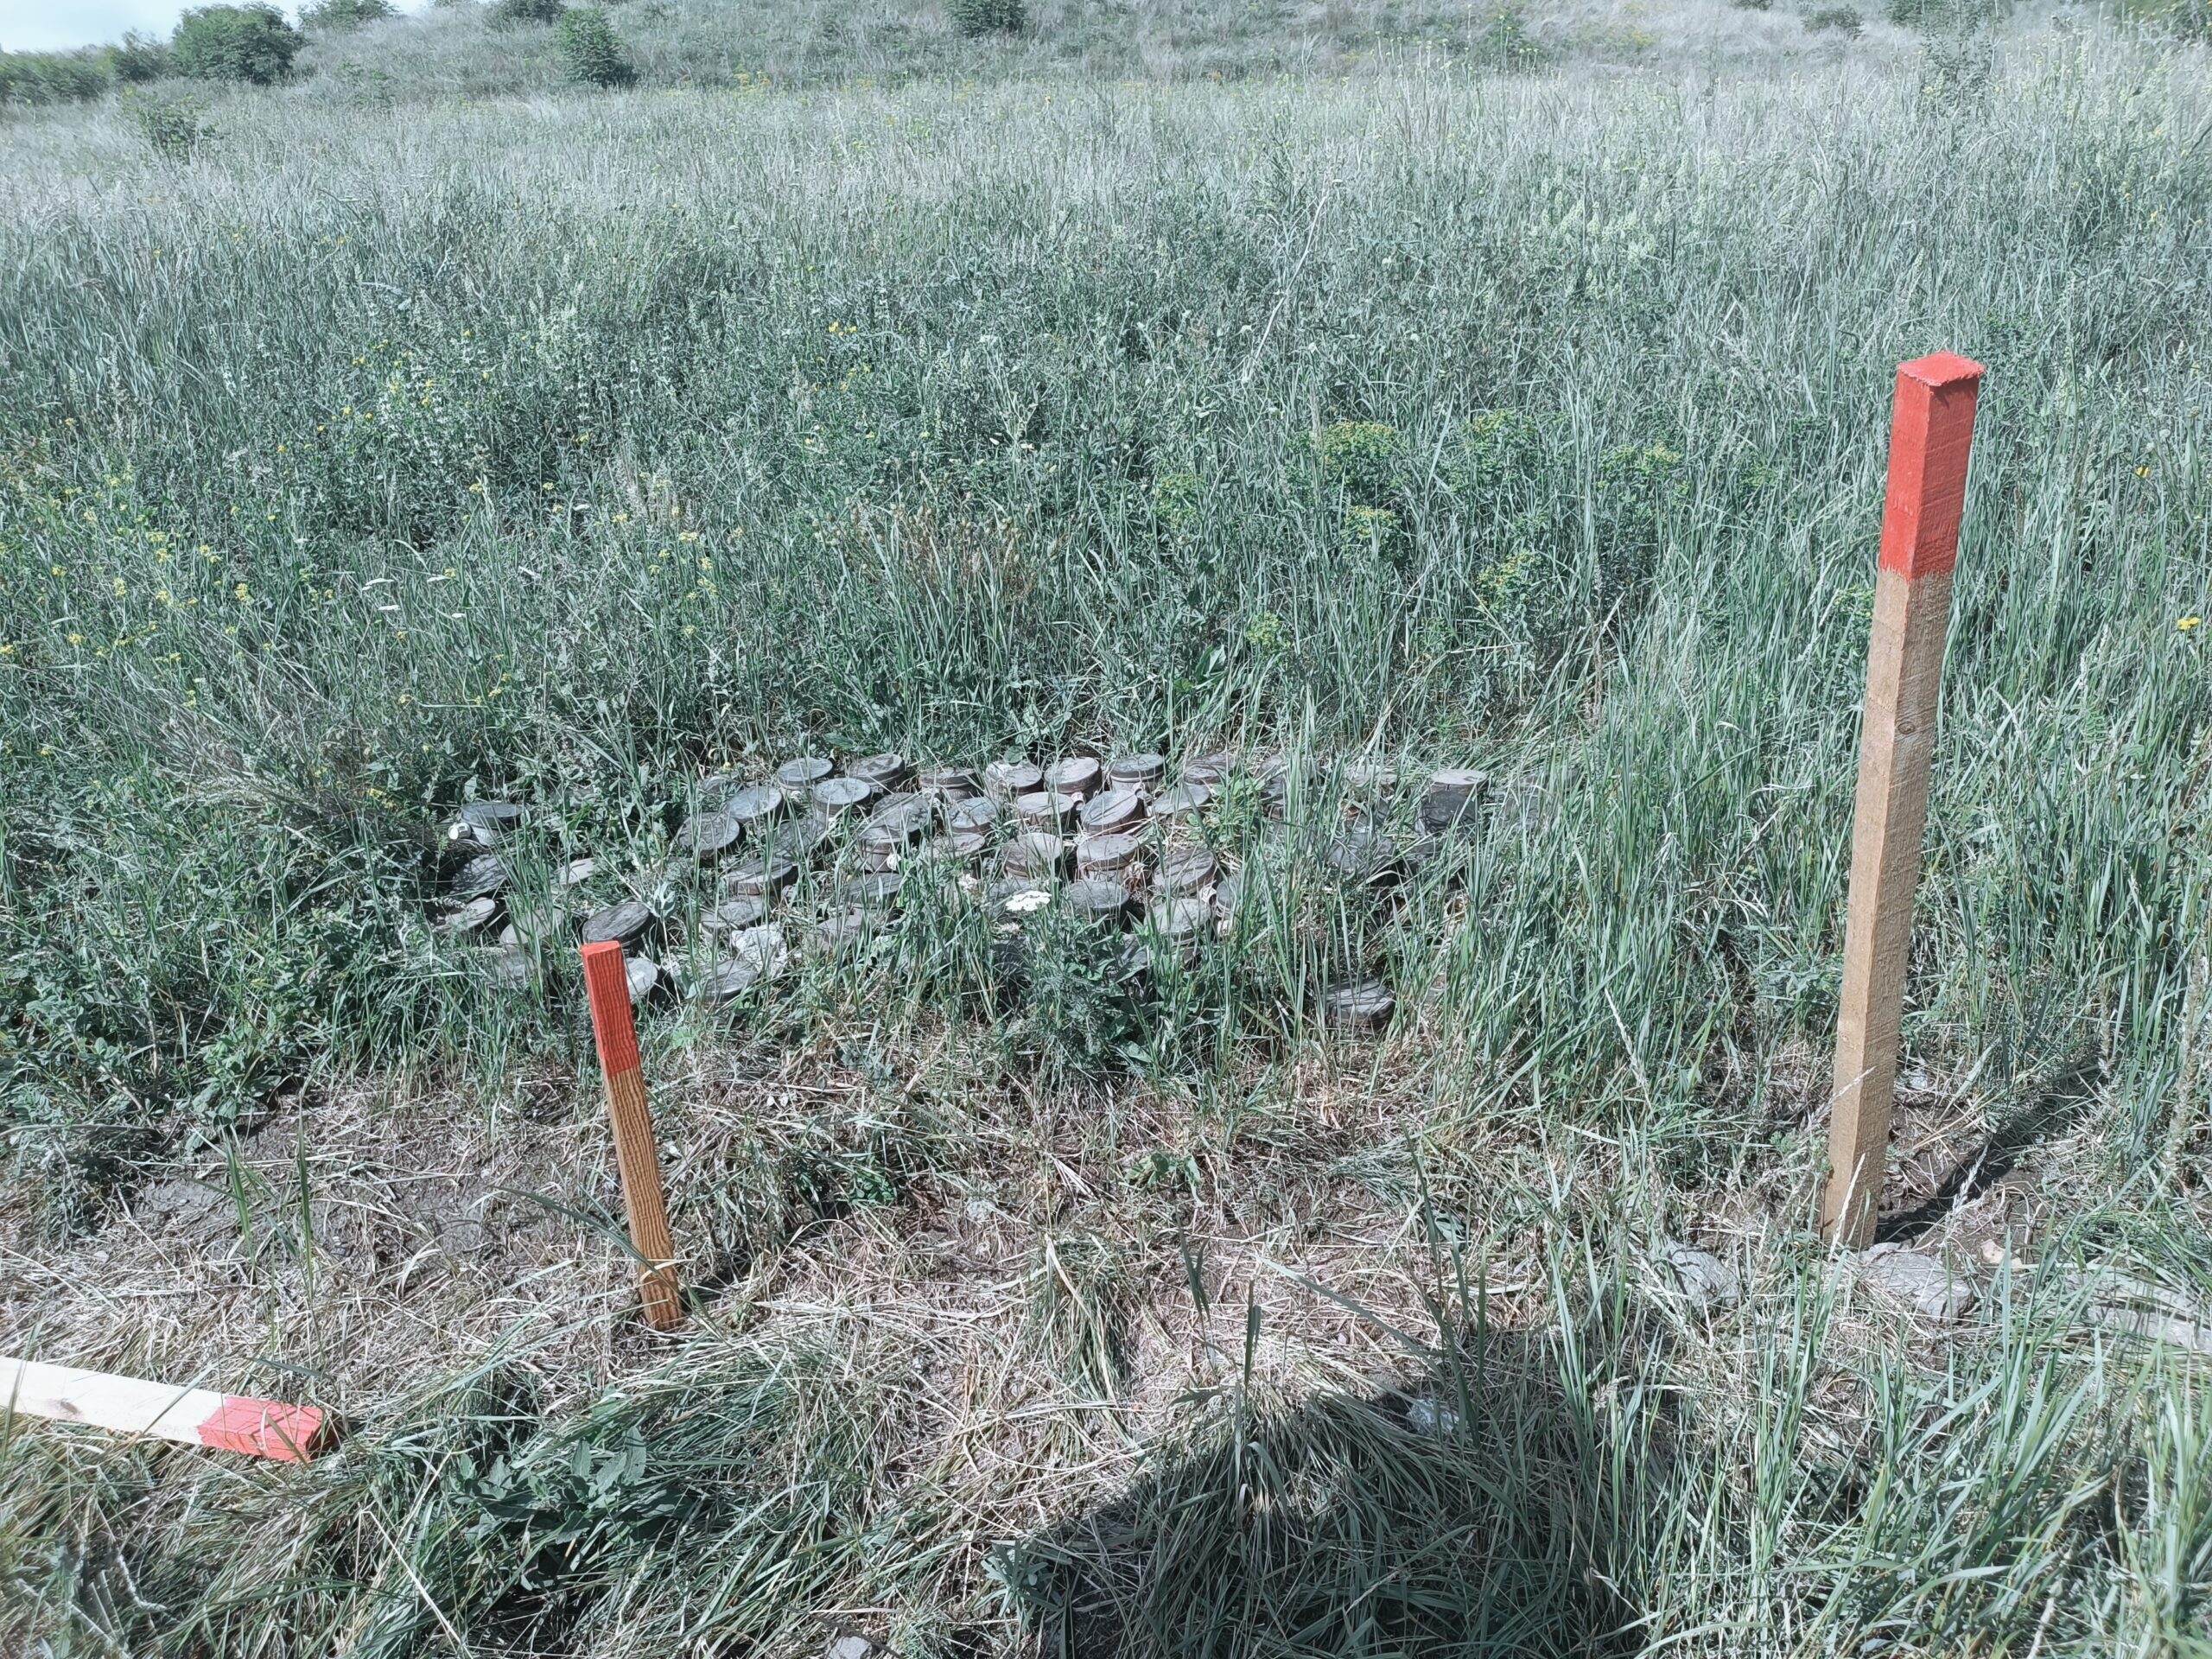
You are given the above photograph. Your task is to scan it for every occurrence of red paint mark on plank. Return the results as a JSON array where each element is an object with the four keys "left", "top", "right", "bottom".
[
  {"left": 1878, "top": 351, "right": 1985, "bottom": 581},
  {"left": 580, "top": 939, "right": 641, "bottom": 1078},
  {"left": 199, "top": 1396, "right": 333, "bottom": 1462}
]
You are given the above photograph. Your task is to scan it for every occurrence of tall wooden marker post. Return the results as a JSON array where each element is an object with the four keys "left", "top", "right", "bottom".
[
  {"left": 1821, "top": 352, "right": 1984, "bottom": 1247},
  {"left": 580, "top": 940, "right": 683, "bottom": 1328}
]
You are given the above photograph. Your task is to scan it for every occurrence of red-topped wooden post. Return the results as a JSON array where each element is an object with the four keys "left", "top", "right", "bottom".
[
  {"left": 1821, "top": 351, "right": 1985, "bottom": 1247},
  {"left": 580, "top": 940, "right": 683, "bottom": 1328}
]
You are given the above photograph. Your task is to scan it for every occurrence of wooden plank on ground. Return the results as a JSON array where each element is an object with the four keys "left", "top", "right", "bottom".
[{"left": 1, "top": 1356, "right": 333, "bottom": 1461}]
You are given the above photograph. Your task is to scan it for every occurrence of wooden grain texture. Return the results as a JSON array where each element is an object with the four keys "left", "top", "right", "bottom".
[
  {"left": 1822, "top": 353, "right": 1982, "bottom": 1246},
  {"left": 580, "top": 941, "right": 683, "bottom": 1329},
  {"left": 1, "top": 1357, "right": 332, "bottom": 1461}
]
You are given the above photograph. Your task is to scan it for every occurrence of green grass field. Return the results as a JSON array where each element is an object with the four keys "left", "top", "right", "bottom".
[{"left": 3, "top": 2, "right": 2211, "bottom": 1654}]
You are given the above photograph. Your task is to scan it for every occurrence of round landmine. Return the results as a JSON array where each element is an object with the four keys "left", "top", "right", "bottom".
[
  {"left": 946, "top": 800, "right": 998, "bottom": 859},
  {"left": 1045, "top": 756, "right": 1103, "bottom": 800},
  {"left": 1159, "top": 846, "right": 1217, "bottom": 897},
  {"left": 811, "top": 906, "right": 879, "bottom": 957},
  {"left": 677, "top": 810, "right": 742, "bottom": 862},
  {"left": 472, "top": 944, "right": 533, "bottom": 989},
  {"left": 703, "top": 894, "right": 769, "bottom": 933},
  {"left": 1147, "top": 896, "right": 1211, "bottom": 945},
  {"left": 1108, "top": 753, "right": 1166, "bottom": 789},
  {"left": 838, "top": 871, "right": 904, "bottom": 910},
  {"left": 1341, "top": 760, "right": 1399, "bottom": 801},
  {"left": 813, "top": 776, "right": 874, "bottom": 819},
  {"left": 556, "top": 856, "right": 598, "bottom": 890},
  {"left": 1152, "top": 782, "right": 1211, "bottom": 819},
  {"left": 1323, "top": 978, "right": 1395, "bottom": 1031},
  {"left": 1401, "top": 832, "right": 1442, "bottom": 874},
  {"left": 756, "top": 815, "right": 827, "bottom": 861},
  {"left": 1211, "top": 870, "right": 1244, "bottom": 917},
  {"left": 919, "top": 766, "right": 981, "bottom": 799},
  {"left": 1326, "top": 823, "right": 1402, "bottom": 886},
  {"left": 438, "top": 895, "right": 499, "bottom": 937},
  {"left": 1000, "top": 831, "right": 1066, "bottom": 880},
  {"left": 848, "top": 752, "right": 912, "bottom": 793},
  {"left": 776, "top": 756, "right": 835, "bottom": 799},
  {"left": 720, "top": 783, "right": 786, "bottom": 836},
  {"left": 696, "top": 771, "right": 748, "bottom": 805},
  {"left": 1065, "top": 877, "right": 1134, "bottom": 925},
  {"left": 947, "top": 796, "right": 1000, "bottom": 836},
  {"left": 1182, "top": 752, "right": 1235, "bottom": 787},
  {"left": 722, "top": 848, "right": 800, "bottom": 897},
  {"left": 1079, "top": 786, "right": 1145, "bottom": 834},
  {"left": 1076, "top": 830, "right": 1142, "bottom": 877},
  {"left": 454, "top": 800, "right": 524, "bottom": 844},
  {"left": 626, "top": 955, "right": 662, "bottom": 1004},
  {"left": 1015, "top": 791, "right": 1077, "bottom": 830},
  {"left": 451, "top": 852, "right": 510, "bottom": 899},
  {"left": 988, "top": 880, "right": 1053, "bottom": 921},
  {"left": 985, "top": 760, "right": 1045, "bottom": 801},
  {"left": 581, "top": 899, "right": 654, "bottom": 950},
  {"left": 1420, "top": 768, "right": 1488, "bottom": 834},
  {"left": 700, "top": 924, "right": 790, "bottom": 1001}
]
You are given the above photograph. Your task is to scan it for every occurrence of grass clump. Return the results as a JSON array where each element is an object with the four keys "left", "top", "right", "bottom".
[
  {"left": 555, "top": 8, "right": 635, "bottom": 86},
  {"left": 947, "top": 0, "right": 1027, "bottom": 37}
]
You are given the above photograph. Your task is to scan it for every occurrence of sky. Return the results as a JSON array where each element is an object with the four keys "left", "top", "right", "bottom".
[{"left": 2, "top": 0, "right": 429, "bottom": 52}]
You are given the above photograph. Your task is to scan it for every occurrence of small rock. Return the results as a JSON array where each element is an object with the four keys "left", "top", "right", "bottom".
[
  {"left": 1859, "top": 1243, "right": 1977, "bottom": 1322},
  {"left": 1322, "top": 978, "right": 1394, "bottom": 1031},
  {"left": 1655, "top": 1239, "right": 1740, "bottom": 1313},
  {"left": 826, "top": 1637, "right": 874, "bottom": 1659},
  {"left": 1403, "top": 1397, "right": 1462, "bottom": 1436}
]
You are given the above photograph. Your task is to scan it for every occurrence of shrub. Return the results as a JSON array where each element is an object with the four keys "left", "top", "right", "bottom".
[
  {"left": 127, "top": 92, "right": 218, "bottom": 160},
  {"left": 1804, "top": 3, "right": 1866, "bottom": 30},
  {"left": 947, "top": 0, "right": 1026, "bottom": 36},
  {"left": 555, "top": 8, "right": 634, "bottom": 85},
  {"left": 109, "top": 32, "right": 176, "bottom": 81},
  {"left": 490, "top": 0, "right": 568, "bottom": 23},
  {"left": 172, "top": 4, "right": 303, "bottom": 84},
  {"left": 0, "top": 51, "right": 112, "bottom": 106},
  {"left": 300, "top": 0, "right": 397, "bottom": 30}
]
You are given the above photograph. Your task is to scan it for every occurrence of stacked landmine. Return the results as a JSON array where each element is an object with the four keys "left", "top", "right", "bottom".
[{"left": 429, "top": 748, "right": 1495, "bottom": 1033}]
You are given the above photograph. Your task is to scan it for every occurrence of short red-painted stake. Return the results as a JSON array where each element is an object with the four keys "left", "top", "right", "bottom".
[
  {"left": 579, "top": 940, "right": 683, "bottom": 1329},
  {"left": 1, "top": 1357, "right": 334, "bottom": 1461},
  {"left": 1822, "top": 351, "right": 1985, "bottom": 1248}
]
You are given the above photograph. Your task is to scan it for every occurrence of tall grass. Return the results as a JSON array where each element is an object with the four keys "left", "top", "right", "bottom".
[{"left": 0, "top": 23, "right": 2209, "bottom": 1657}]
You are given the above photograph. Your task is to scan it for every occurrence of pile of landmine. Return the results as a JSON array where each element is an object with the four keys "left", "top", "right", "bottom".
[{"left": 433, "top": 752, "right": 1491, "bottom": 1031}]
